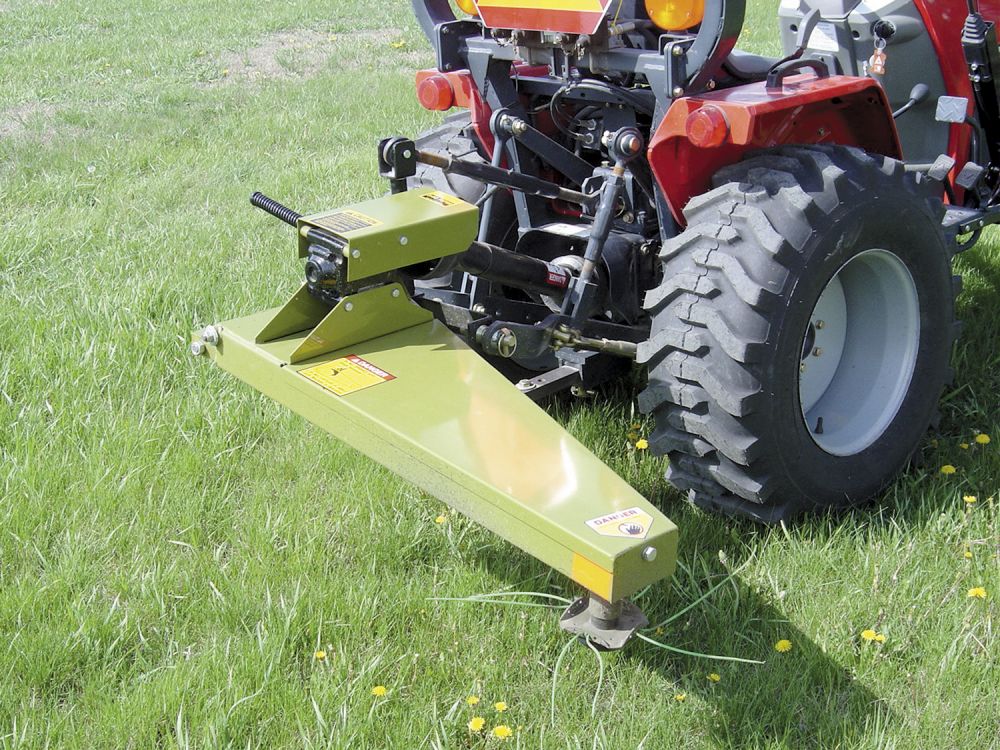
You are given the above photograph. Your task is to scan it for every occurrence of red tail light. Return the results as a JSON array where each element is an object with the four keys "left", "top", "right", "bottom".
[
  {"left": 417, "top": 75, "right": 455, "bottom": 111},
  {"left": 685, "top": 106, "right": 730, "bottom": 148}
]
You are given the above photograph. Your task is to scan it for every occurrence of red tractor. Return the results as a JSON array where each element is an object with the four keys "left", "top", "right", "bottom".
[
  {"left": 392, "top": 0, "right": 999, "bottom": 521},
  {"left": 199, "top": 0, "right": 1000, "bottom": 641}
]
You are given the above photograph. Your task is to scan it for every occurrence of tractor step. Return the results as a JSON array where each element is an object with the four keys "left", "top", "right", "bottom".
[{"left": 192, "top": 285, "right": 677, "bottom": 636}]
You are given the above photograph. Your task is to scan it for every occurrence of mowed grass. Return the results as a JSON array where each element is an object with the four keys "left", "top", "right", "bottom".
[{"left": 0, "top": 0, "right": 997, "bottom": 747}]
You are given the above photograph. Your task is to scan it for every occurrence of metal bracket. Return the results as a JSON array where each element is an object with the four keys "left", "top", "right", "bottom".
[{"left": 559, "top": 595, "right": 648, "bottom": 650}]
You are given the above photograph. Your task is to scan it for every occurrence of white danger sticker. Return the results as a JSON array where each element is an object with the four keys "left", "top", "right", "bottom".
[
  {"left": 586, "top": 507, "right": 653, "bottom": 539},
  {"left": 807, "top": 21, "right": 840, "bottom": 53}
]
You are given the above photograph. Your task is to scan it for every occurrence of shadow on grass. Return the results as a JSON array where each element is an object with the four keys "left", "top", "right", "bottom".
[{"left": 624, "top": 502, "right": 890, "bottom": 748}]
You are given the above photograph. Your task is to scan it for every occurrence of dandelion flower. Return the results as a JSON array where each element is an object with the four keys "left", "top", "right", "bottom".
[
  {"left": 964, "top": 495, "right": 977, "bottom": 504},
  {"left": 635, "top": 438, "right": 649, "bottom": 450},
  {"left": 655, "top": 626, "right": 665, "bottom": 636},
  {"left": 468, "top": 717, "right": 485, "bottom": 732},
  {"left": 494, "top": 701, "right": 508, "bottom": 712},
  {"left": 774, "top": 639, "right": 793, "bottom": 653},
  {"left": 960, "top": 443, "right": 970, "bottom": 450},
  {"left": 492, "top": 725, "right": 513, "bottom": 740},
  {"left": 964, "top": 549, "right": 973, "bottom": 559},
  {"left": 968, "top": 587, "right": 987, "bottom": 599},
  {"left": 435, "top": 514, "right": 447, "bottom": 524},
  {"left": 674, "top": 693, "right": 687, "bottom": 702},
  {"left": 314, "top": 650, "right": 326, "bottom": 661},
  {"left": 860, "top": 629, "right": 878, "bottom": 642},
  {"left": 707, "top": 673, "right": 721, "bottom": 683},
  {"left": 940, "top": 464, "right": 957, "bottom": 475},
  {"left": 975, "top": 433, "right": 991, "bottom": 445},
  {"left": 874, "top": 633, "right": 885, "bottom": 643},
  {"left": 466, "top": 695, "right": 480, "bottom": 706},
  {"left": 371, "top": 685, "right": 387, "bottom": 697}
]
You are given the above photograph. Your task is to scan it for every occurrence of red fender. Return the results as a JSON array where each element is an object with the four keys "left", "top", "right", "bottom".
[{"left": 648, "top": 74, "right": 902, "bottom": 224}]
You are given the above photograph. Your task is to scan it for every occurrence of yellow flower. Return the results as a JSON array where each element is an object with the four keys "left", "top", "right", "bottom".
[
  {"left": 707, "top": 673, "right": 721, "bottom": 683},
  {"left": 466, "top": 695, "right": 480, "bottom": 706},
  {"left": 968, "top": 587, "right": 987, "bottom": 599},
  {"left": 492, "top": 725, "right": 513, "bottom": 740},
  {"left": 959, "top": 443, "right": 970, "bottom": 450},
  {"left": 494, "top": 701, "right": 507, "bottom": 712},
  {"left": 468, "top": 717, "right": 485, "bottom": 732},
  {"left": 371, "top": 685, "right": 387, "bottom": 697},
  {"left": 435, "top": 514, "right": 447, "bottom": 524},
  {"left": 774, "top": 639, "right": 793, "bottom": 653},
  {"left": 940, "top": 464, "right": 957, "bottom": 475},
  {"left": 975, "top": 433, "right": 991, "bottom": 445},
  {"left": 674, "top": 693, "right": 687, "bottom": 702},
  {"left": 874, "top": 633, "right": 886, "bottom": 643},
  {"left": 314, "top": 650, "right": 326, "bottom": 661},
  {"left": 860, "top": 629, "right": 878, "bottom": 642},
  {"left": 391, "top": 40, "right": 407, "bottom": 49},
  {"left": 635, "top": 438, "right": 649, "bottom": 450},
  {"left": 655, "top": 626, "right": 665, "bottom": 636},
  {"left": 964, "top": 495, "right": 977, "bottom": 504},
  {"left": 964, "top": 549, "right": 973, "bottom": 559}
]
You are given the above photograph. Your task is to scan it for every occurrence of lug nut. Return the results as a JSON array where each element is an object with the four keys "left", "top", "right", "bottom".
[{"left": 201, "top": 325, "right": 220, "bottom": 345}]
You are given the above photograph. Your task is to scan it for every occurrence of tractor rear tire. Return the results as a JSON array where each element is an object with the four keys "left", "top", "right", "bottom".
[{"left": 639, "top": 145, "right": 959, "bottom": 522}]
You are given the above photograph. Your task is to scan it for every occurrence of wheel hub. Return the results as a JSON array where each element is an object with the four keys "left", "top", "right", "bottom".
[{"left": 799, "top": 249, "right": 920, "bottom": 456}]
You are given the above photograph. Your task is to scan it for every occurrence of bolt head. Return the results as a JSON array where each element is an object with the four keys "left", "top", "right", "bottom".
[
  {"left": 399, "top": 236, "right": 409, "bottom": 246},
  {"left": 800, "top": 362, "right": 807, "bottom": 373},
  {"left": 813, "top": 347, "right": 823, "bottom": 357},
  {"left": 815, "top": 320, "right": 825, "bottom": 330},
  {"left": 672, "top": 86, "right": 684, "bottom": 98},
  {"left": 351, "top": 248, "right": 361, "bottom": 258},
  {"left": 641, "top": 546, "right": 658, "bottom": 562},
  {"left": 190, "top": 340, "right": 206, "bottom": 357},
  {"left": 391, "top": 288, "right": 401, "bottom": 298},
  {"left": 201, "top": 325, "right": 220, "bottom": 345},
  {"left": 671, "top": 45, "right": 684, "bottom": 56},
  {"left": 344, "top": 302, "right": 354, "bottom": 312}
]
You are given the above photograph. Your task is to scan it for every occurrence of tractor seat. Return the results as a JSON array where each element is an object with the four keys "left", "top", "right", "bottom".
[{"left": 725, "top": 49, "right": 780, "bottom": 81}]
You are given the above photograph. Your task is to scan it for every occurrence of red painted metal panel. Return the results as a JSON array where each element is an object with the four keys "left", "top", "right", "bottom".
[
  {"left": 913, "top": 0, "right": 974, "bottom": 193},
  {"left": 648, "top": 75, "right": 901, "bottom": 223}
]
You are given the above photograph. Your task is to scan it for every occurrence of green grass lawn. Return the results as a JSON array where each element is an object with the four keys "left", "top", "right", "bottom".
[{"left": 1, "top": 1, "right": 997, "bottom": 747}]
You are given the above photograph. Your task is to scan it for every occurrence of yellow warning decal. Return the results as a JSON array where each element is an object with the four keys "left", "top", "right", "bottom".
[
  {"left": 313, "top": 209, "right": 382, "bottom": 235},
  {"left": 585, "top": 507, "right": 653, "bottom": 539},
  {"left": 420, "top": 190, "right": 464, "bottom": 208},
  {"left": 299, "top": 355, "right": 396, "bottom": 396}
]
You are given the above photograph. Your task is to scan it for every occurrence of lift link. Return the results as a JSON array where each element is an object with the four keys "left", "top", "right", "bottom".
[{"left": 562, "top": 128, "right": 645, "bottom": 325}]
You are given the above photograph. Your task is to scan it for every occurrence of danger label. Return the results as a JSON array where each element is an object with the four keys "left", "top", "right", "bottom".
[
  {"left": 299, "top": 355, "right": 395, "bottom": 396},
  {"left": 586, "top": 507, "right": 653, "bottom": 539},
  {"left": 420, "top": 190, "right": 463, "bottom": 208},
  {"left": 313, "top": 210, "right": 381, "bottom": 235}
]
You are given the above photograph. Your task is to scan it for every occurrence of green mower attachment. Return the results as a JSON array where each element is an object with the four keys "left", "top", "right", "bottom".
[{"left": 192, "top": 188, "right": 678, "bottom": 648}]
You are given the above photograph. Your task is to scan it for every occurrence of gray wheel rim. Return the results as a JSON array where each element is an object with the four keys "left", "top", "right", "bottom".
[{"left": 799, "top": 249, "right": 920, "bottom": 456}]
